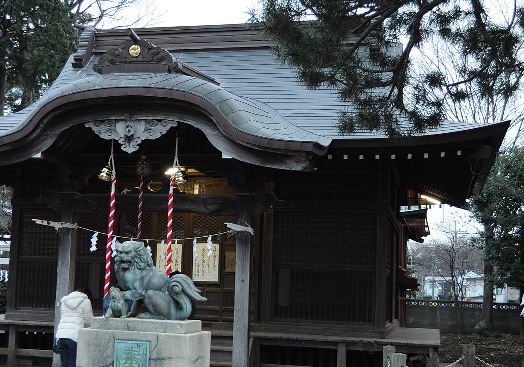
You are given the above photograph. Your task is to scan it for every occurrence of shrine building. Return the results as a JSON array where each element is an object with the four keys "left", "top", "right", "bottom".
[{"left": 0, "top": 24, "right": 509, "bottom": 366}]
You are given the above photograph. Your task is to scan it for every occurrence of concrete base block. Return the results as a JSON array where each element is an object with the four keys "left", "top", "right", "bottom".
[{"left": 77, "top": 317, "right": 210, "bottom": 367}]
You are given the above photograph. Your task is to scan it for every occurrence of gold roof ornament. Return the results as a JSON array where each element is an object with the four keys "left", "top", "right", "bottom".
[{"left": 129, "top": 44, "right": 141, "bottom": 57}]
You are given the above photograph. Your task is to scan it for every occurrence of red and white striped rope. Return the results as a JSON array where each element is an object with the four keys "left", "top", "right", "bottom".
[
  {"left": 137, "top": 174, "right": 144, "bottom": 239},
  {"left": 165, "top": 176, "right": 175, "bottom": 276},
  {"left": 104, "top": 174, "right": 116, "bottom": 299}
]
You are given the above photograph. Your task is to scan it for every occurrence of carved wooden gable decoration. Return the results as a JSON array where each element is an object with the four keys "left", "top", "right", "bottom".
[{"left": 93, "top": 29, "right": 218, "bottom": 85}]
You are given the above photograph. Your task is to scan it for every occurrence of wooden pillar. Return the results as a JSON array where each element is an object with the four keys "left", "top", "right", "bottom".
[
  {"left": 375, "top": 212, "right": 387, "bottom": 330},
  {"left": 392, "top": 353, "right": 406, "bottom": 367},
  {"left": 260, "top": 208, "right": 273, "bottom": 323},
  {"left": 375, "top": 163, "right": 387, "bottom": 331},
  {"left": 383, "top": 345, "right": 395, "bottom": 366},
  {"left": 337, "top": 342, "right": 346, "bottom": 367},
  {"left": 463, "top": 344, "right": 475, "bottom": 367},
  {"left": 7, "top": 324, "right": 16, "bottom": 367},
  {"left": 232, "top": 194, "right": 253, "bottom": 367},
  {"left": 427, "top": 354, "right": 439, "bottom": 367},
  {"left": 52, "top": 195, "right": 77, "bottom": 367}
]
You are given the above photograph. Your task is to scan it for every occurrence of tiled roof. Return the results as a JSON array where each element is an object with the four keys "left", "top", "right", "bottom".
[{"left": 0, "top": 24, "right": 508, "bottom": 149}]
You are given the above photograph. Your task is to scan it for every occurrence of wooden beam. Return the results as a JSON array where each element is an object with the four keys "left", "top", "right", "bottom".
[
  {"left": 232, "top": 194, "right": 253, "bottom": 367},
  {"left": 52, "top": 194, "right": 77, "bottom": 367},
  {"left": 70, "top": 192, "right": 276, "bottom": 216}
]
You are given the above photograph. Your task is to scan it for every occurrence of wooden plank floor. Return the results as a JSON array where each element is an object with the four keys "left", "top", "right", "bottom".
[
  {"left": 207, "top": 326, "right": 440, "bottom": 354},
  {"left": 386, "top": 327, "right": 440, "bottom": 347}
]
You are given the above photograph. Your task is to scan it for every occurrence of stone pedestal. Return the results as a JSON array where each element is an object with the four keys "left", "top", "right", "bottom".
[{"left": 77, "top": 317, "right": 210, "bottom": 367}]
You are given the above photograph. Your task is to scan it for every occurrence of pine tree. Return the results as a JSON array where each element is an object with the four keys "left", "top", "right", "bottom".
[
  {"left": 0, "top": 0, "right": 142, "bottom": 115},
  {"left": 254, "top": 0, "right": 524, "bottom": 136},
  {"left": 0, "top": 0, "right": 76, "bottom": 114}
]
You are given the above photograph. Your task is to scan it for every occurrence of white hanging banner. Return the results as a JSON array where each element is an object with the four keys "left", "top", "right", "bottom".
[
  {"left": 192, "top": 242, "right": 219, "bottom": 283},
  {"left": 89, "top": 232, "right": 99, "bottom": 252},
  {"left": 156, "top": 241, "right": 182, "bottom": 273},
  {"left": 110, "top": 237, "right": 118, "bottom": 258},
  {"left": 206, "top": 235, "right": 213, "bottom": 256}
]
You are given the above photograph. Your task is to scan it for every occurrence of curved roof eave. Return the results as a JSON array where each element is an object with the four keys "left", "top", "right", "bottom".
[
  {"left": 0, "top": 64, "right": 330, "bottom": 159},
  {"left": 329, "top": 120, "right": 510, "bottom": 149}
]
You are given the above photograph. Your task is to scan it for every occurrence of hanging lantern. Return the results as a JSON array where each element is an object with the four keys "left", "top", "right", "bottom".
[
  {"left": 164, "top": 135, "right": 187, "bottom": 186},
  {"left": 98, "top": 165, "right": 113, "bottom": 182},
  {"left": 164, "top": 166, "right": 184, "bottom": 177},
  {"left": 174, "top": 169, "right": 188, "bottom": 185}
]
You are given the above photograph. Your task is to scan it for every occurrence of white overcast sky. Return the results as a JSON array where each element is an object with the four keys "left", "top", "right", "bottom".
[{"left": 102, "top": 0, "right": 260, "bottom": 29}]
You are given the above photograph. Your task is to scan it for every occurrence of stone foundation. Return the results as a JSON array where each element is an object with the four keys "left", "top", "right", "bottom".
[{"left": 77, "top": 317, "right": 210, "bottom": 367}]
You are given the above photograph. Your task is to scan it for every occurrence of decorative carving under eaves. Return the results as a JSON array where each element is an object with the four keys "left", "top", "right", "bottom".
[{"left": 85, "top": 119, "right": 178, "bottom": 153}]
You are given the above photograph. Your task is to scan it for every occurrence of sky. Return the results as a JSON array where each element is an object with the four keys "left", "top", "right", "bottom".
[
  {"left": 105, "top": 0, "right": 521, "bottom": 29},
  {"left": 425, "top": 205, "right": 482, "bottom": 243},
  {"left": 102, "top": 0, "right": 259, "bottom": 29}
]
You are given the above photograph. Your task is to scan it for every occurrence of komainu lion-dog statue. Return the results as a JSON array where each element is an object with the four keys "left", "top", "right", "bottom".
[{"left": 114, "top": 240, "right": 207, "bottom": 320}]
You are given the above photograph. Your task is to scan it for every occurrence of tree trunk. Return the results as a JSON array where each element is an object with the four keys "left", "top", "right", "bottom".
[
  {"left": 481, "top": 261, "right": 494, "bottom": 326},
  {"left": 0, "top": 42, "right": 5, "bottom": 116},
  {"left": 521, "top": 288, "right": 524, "bottom": 367}
]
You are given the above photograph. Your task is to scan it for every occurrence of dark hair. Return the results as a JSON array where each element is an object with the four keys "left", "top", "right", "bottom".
[{"left": 77, "top": 288, "right": 93, "bottom": 301}]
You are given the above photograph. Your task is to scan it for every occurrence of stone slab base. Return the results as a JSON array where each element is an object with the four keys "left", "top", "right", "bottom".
[{"left": 77, "top": 317, "right": 210, "bottom": 367}]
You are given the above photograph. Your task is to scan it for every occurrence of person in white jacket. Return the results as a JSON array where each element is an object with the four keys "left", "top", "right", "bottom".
[{"left": 55, "top": 290, "right": 93, "bottom": 367}]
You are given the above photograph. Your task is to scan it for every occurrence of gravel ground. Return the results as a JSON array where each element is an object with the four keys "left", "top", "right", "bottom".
[{"left": 439, "top": 333, "right": 523, "bottom": 367}]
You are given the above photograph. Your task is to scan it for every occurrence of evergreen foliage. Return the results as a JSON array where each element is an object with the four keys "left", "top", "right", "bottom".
[
  {"left": 254, "top": 1, "right": 524, "bottom": 136},
  {"left": 0, "top": 0, "right": 140, "bottom": 115},
  {"left": 0, "top": 186, "right": 12, "bottom": 236},
  {"left": 470, "top": 147, "right": 524, "bottom": 290},
  {"left": 0, "top": 0, "right": 76, "bottom": 113}
]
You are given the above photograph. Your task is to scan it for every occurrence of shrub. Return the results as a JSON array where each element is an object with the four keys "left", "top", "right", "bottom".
[{"left": 474, "top": 320, "right": 489, "bottom": 336}]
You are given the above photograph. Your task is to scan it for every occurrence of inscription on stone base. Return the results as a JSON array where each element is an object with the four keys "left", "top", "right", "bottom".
[{"left": 114, "top": 340, "right": 150, "bottom": 367}]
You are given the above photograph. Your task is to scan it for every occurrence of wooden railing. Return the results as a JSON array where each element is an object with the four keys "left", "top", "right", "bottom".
[{"left": 0, "top": 318, "right": 54, "bottom": 367}]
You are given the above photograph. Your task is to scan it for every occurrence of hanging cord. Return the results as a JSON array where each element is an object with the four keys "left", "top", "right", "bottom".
[
  {"left": 104, "top": 140, "right": 116, "bottom": 299},
  {"left": 173, "top": 134, "right": 180, "bottom": 167},
  {"left": 137, "top": 173, "right": 144, "bottom": 239},
  {"left": 165, "top": 134, "right": 180, "bottom": 275},
  {"left": 78, "top": 224, "right": 233, "bottom": 243},
  {"left": 135, "top": 154, "right": 148, "bottom": 240}
]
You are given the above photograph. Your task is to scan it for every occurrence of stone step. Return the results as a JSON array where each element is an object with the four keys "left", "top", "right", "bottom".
[
  {"left": 211, "top": 335, "right": 233, "bottom": 346},
  {"left": 210, "top": 362, "right": 233, "bottom": 367},
  {"left": 210, "top": 334, "right": 233, "bottom": 365},
  {"left": 210, "top": 346, "right": 232, "bottom": 363},
  {"left": 212, "top": 345, "right": 233, "bottom": 352}
]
